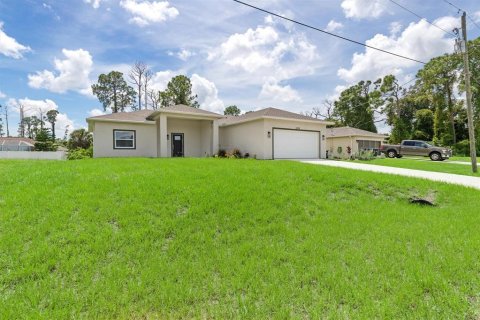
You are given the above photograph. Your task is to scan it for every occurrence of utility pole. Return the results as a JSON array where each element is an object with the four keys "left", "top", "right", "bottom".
[
  {"left": 4, "top": 104, "right": 9, "bottom": 137},
  {"left": 461, "top": 12, "right": 478, "bottom": 173},
  {"left": 19, "top": 104, "right": 25, "bottom": 137}
]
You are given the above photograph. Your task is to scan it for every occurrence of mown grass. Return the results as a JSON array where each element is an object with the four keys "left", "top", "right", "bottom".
[
  {"left": 1, "top": 158, "right": 480, "bottom": 319},
  {"left": 361, "top": 157, "right": 480, "bottom": 176}
]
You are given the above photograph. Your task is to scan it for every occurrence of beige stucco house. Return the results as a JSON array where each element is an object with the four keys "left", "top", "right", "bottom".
[
  {"left": 326, "top": 126, "right": 387, "bottom": 158},
  {"left": 87, "top": 105, "right": 333, "bottom": 159}
]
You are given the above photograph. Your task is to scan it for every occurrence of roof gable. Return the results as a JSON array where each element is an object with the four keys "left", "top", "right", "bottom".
[{"left": 219, "top": 107, "right": 333, "bottom": 126}]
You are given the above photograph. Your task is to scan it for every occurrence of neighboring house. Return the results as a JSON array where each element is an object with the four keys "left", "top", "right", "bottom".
[
  {"left": 0, "top": 137, "right": 35, "bottom": 151},
  {"left": 326, "top": 126, "right": 387, "bottom": 158},
  {"left": 86, "top": 105, "right": 333, "bottom": 159}
]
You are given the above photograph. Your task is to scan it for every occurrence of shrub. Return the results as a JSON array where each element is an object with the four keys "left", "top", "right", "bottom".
[
  {"left": 226, "top": 148, "right": 242, "bottom": 158},
  {"left": 244, "top": 152, "right": 250, "bottom": 159},
  {"left": 453, "top": 139, "right": 471, "bottom": 156},
  {"left": 337, "top": 146, "right": 343, "bottom": 155},
  {"left": 217, "top": 149, "right": 227, "bottom": 158},
  {"left": 356, "top": 150, "right": 376, "bottom": 161},
  {"left": 67, "top": 147, "right": 93, "bottom": 160}
]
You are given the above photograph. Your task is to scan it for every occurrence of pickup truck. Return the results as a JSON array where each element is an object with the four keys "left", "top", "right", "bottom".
[{"left": 380, "top": 140, "right": 452, "bottom": 161}]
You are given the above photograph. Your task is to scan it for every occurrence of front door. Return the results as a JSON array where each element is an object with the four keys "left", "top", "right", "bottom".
[{"left": 172, "top": 133, "right": 184, "bottom": 157}]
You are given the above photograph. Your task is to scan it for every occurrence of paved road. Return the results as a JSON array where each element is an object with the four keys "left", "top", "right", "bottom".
[{"left": 299, "top": 159, "right": 480, "bottom": 190}]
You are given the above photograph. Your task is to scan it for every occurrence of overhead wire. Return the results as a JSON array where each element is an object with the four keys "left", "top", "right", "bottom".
[
  {"left": 387, "top": 0, "right": 456, "bottom": 37},
  {"left": 232, "top": 0, "right": 427, "bottom": 64}
]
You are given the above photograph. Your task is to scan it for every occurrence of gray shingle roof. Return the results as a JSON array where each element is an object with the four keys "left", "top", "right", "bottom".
[
  {"left": 147, "top": 104, "right": 224, "bottom": 119},
  {"left": 87, "top": 105, "right": 223, "bottom": 123},
  {"left": 219, "top": 107, "right": 332, "bottom": 126},
  {"left": 87, "top": 109, "right": 155, "bottom": 123},
  {"left": 326, "top": 126, "right": 387, "bottom": 138}
]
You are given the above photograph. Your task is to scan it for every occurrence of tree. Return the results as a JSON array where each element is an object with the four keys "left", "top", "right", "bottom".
[
  {"left": 34, "top": 128, "right": 57, "bottom": 151},
  {"left": 0, "top": 105, "right": 4, "bottom": 137},
  {"left": 412, "top": 109, "right": 434, "bottom": 140},
  {"left": 158, "top": 75, "right": 199, "bottom": 108},
  {"left": 333, "top": 80, "right": 381, "bottom": 132},
  {"left": 46, "top": 109, "right": 59, "bottom": 141},
  {"left": 0, "top": 104, "right": 9, "bottom": 137},
  {"left": 92, "top": 71, "right": 136, "bottom": 113},
  {"left": 129, "top": 61, "right": 148, "bottom": 110},
  {"left": 144, "top": 69, "right": 153, "bottom": 110},
  {"left": 224, "top": 105, "right": 241, "bottom": 116},
  {"left": 68, "top": 129, "right": 92, "bottom": 150}
]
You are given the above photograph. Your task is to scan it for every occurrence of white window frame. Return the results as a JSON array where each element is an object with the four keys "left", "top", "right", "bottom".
[{"left": 113, "top": 130, "right": 136, "bottom": 149}]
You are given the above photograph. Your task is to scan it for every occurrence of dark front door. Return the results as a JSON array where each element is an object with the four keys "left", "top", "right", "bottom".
[{"left": 172, "top": 133, "right": 184, "bottom": 157}]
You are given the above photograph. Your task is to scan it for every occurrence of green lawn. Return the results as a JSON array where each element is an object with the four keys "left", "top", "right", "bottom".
[
  {"left": 1, "top": 158, "right": 480, "bottom": 318},
  {"left": 356, "top": 157, "right": 480, "bottom": 176}
]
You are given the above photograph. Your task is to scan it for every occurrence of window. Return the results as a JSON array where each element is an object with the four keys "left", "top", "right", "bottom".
[
  {"left": 113, "top": 130, "right": 135, "bottom": 149},
  {"left": 403, "top": 141, "right": 415, "bottom": 146},
  {"left": 357, "top": 140, "right": 381, "bottom": 151}
]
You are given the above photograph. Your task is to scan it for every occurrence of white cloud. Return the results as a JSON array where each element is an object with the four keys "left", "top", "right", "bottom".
[
  {"left": 389, "top": 21, "right": 402, "bottom": 36},
  {"left": 149, "top": 70, "right": 177, "bottom": 91},
  {"left": 120, "top": 0, "right": 179, "bottom": 26},
  {"left": 0, "top": 21, "right": 31, "bottom": 59},
  {"left": 337, "top": 17, "right": 456, "bottom": 83},
  {"left": 325, "top": 20, "right": 343, "bottom": 32},
  {"left": 88, "top": 108, "right": 107, "bottom": 117},
  {"left": 84, "top": 0, "right": 102, "bottom": 9},
  {"left": 191, "top": 74, "right": 224, "bottom": 113},
  {"left": 28, "top": 48, "right": 93, "bottom": 95},
  {"left": 260, "top": 78, "right": 302, "bottom": 103},
  {"left": 7, "top": 98, "right": 75, "bottom": 137},
  {"left": 0, "top": 91, "right": 6, "bottom": 99},
  {"left": 208, "top": 25, "right": 318, "bottom": 84},
  {"left": 341, "top": 0, "right": 388, "bottom": 19},
  {"left": 177, "top": 49, "right": 195, "bottom": 61}
]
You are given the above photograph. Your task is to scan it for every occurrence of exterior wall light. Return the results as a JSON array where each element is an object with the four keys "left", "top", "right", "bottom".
[
  {"left": 167, "top": 134, "right": 170, "bottom": 140},
  {"left": 267, "top": 131, "right": 271, "bottom": 138},
  {"left": 322, "top": 135, "right": 325, "bottom": 141}
]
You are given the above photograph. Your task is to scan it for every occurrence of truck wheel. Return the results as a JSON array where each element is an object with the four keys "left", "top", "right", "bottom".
[
  {"left": 387, "top": 150, "right": 397, "bottom": 158},
  {"left": 429, "top": 152, "right": 441, "bottom": 161}
]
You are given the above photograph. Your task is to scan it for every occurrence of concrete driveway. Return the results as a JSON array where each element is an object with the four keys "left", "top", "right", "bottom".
[{"left": 299, "top": 159, "right": 480, "bottom": 190}]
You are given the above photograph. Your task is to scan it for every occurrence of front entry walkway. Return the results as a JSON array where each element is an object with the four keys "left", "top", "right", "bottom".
[{"left": 299, "top": 159, "right": 480, "bottom": 190}]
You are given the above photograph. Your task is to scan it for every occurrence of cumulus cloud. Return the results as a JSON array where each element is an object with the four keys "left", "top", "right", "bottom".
[
  {"left": 7, "top": 98, "right": 75, "bottom": 137},
  {"left": 0, "top": 21, "right": 31, "bottom": 59},
  {"left": 208, "top": 24, "right": 318, "bottom": 83},
  {"left": 260, "top": 78, "right": 302, "bottom": 103},
  {"left": 191, "top": 74, "right": 224, "bottom": 113},
  {"left": 337, "top": 17, "right": 456, "bottom": 83},
  {"left": 28, "top": 48, "right": 93, "bottom": 95},
  {"left": 325, "top": 20, "right": 344, "bottom": 32},
  {"left": 84, "top": 0, "right": 102, "bottom": 9},
  {"left": 120, "top": 0, "right": 179, "bottom": 26},
  {"left": 177, "top": 49, "right": 195, "bottom": 61},
  {"left": 149, "top": 70, "right": 177, "bottom": 91},
  {"left": 88, "top": 108, "right": 107, "bottom": 117},
  {"left": 0, "top": 91, "right": 6, "bottom": 99},
  {"left": 341, "top": 0, "right": 389, "bottom": 19}
]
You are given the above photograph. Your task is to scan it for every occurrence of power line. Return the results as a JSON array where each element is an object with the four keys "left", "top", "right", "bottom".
[
  {"left": 442, "top": 0, "right": 480, "bottom": 30},
  {"left": 387, "top": 0, "right": 456, "bottom": 37},
  {"left": 232, "top": 0, "right": 426, "bottom": 65}
]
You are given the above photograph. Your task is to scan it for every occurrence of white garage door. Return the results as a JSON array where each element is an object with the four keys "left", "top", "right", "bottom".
[{"left": 273, "top": 129, "right": 320, "bottom": 159}]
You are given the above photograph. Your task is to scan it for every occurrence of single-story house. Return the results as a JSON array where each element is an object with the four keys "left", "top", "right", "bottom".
[
  {"left": 326, "top": 126, "right": 387, "bottom": 158},
  {"left": 86, "top": 105, "right": 333, "bottom": 159},
  {"left": 0, "top": 137, "right": 35, "bottom": 151}
]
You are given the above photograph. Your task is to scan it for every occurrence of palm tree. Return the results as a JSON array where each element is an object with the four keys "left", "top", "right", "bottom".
[
  {"left": 46, "top": 109, "right": 59, "bottom": 141},
  {"left": 68, "top": 129, "right": 92, "bottom": 150}
]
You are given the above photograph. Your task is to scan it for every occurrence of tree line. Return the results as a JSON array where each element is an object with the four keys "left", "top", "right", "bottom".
[
  {"left": 91, "top": 62, "right": 200, "bottom": 113},
  {"left": 304, "top": 37, "right": 480, "bottom": 155}
]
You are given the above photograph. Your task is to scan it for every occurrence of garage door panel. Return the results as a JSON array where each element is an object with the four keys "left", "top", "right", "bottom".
[{"left": 273, "top": 129, "right": 320, "bottom": 159}]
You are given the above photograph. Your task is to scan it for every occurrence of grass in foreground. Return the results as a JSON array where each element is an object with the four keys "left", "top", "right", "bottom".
[
  {"left": 357, "top": 157, "right": 480, "bottom": 176},
  {"left": 1, "top": 158, "right": 480, "bottom": 318}
]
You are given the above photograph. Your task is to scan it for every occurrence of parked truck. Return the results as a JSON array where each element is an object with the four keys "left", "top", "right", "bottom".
[{"left": 380, "top": 140, "right": 452, "bottom": 161}]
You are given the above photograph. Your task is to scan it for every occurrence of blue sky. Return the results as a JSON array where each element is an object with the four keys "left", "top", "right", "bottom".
[{"left": 0, "top": 0, "right": 479, "bottom": 136}]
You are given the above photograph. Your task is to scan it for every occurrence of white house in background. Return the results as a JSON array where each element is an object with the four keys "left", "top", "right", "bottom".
[
  {"left": 86, "top": 105, "right": 333, "bottom": 159},
  {"left": 326, "top": 126, "right": 387, "bottom": 158}
]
